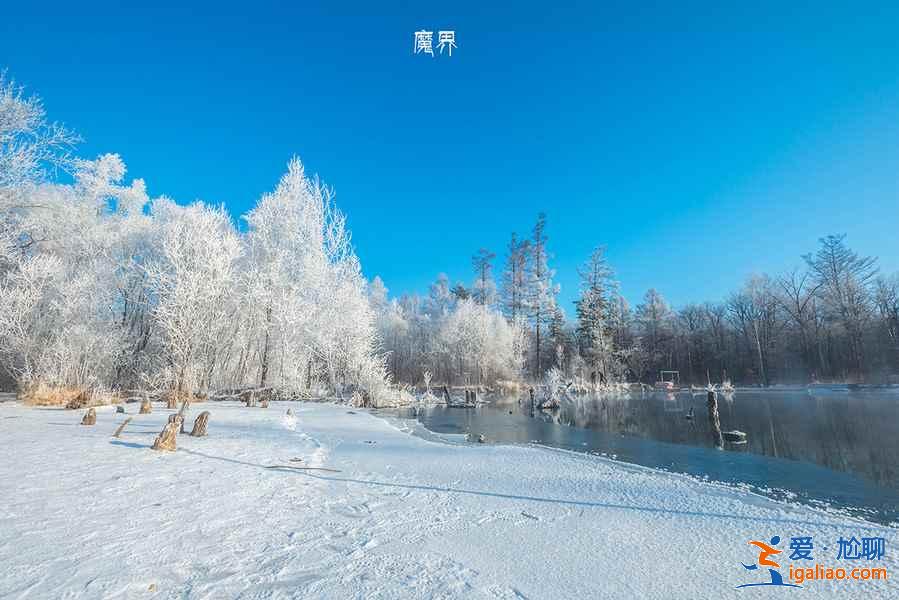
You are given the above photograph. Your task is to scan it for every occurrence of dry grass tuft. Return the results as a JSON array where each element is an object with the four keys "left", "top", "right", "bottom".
[
  {"left": 163, "top": 390, "right": 206, "bottom": 409},
  {"left": 19, "top": 384, "right": 120, "bottom": 409}
]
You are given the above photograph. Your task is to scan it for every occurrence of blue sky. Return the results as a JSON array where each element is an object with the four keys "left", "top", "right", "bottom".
[{"left": 3, "top": 2, "right": 898, "bottom": 312}]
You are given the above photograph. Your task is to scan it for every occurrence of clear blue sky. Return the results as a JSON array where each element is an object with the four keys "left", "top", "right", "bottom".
[{"left": 3, "top": 2, "right": 898, "bottom": 312}]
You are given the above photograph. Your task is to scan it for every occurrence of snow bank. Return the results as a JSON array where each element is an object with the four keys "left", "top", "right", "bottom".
[{"left": 0, "top": 400, "right": 895, "bottom": 598}]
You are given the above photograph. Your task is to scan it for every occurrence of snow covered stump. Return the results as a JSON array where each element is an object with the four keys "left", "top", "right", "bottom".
[
  {"left": 152, "top": 416, "right": 182, "bottom": 451},
  {"left": 190, "top": 411, "right": 210, "bottom": 437},
  {"left": 80, "top": 408, "right": 96, "bottom": 426}
]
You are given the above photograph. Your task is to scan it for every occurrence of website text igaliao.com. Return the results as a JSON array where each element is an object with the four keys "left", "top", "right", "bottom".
[{"left": 788, "top": 563, "right": 888, "bottom": 584}]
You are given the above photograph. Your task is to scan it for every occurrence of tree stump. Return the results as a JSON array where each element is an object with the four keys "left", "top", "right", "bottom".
[
  {"left": 81, "top": 408, "right": 96, "bottom": 426},
  {"left": 707, "top": 391, "right": 724, "bottom": 450},
  {"left": 190, "top": 411, "right": 210, "bottom": 437},
  {"left": 178, "top": 399, "right": 190, "bottom": 433},
  {"left": 112, "top": 417, "right": 132, "bottom": 438},
  {"left": 152, "top": 418, "right": 181, "bottom": 451},
  {"left": 139, "top": 399, "right": 152, "bottom": 414},
  {"left": 116, "top": 405, "right": 126, "bottom": 414}
]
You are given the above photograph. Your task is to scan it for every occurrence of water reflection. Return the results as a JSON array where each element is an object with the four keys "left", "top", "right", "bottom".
[{"left": 396, "top": 389, "right": 899, "bottom": 525}]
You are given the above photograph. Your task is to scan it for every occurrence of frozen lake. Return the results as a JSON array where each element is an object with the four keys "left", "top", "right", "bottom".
[{"left": 393, "top": 389, "right": 899, "bottom": 525}]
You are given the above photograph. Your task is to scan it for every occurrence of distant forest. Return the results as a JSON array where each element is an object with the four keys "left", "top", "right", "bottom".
[{"left": 372, "top": 215, "right": 899, "bottom": 387}]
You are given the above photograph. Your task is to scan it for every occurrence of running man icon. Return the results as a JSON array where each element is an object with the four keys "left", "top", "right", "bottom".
[{"left": 736, "top": 536, "right": 801, "bottom": 589}]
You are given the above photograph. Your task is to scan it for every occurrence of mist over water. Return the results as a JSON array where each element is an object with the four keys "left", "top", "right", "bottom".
[{"left": 396, "top": 389, "right": 899, "bottom": 525}]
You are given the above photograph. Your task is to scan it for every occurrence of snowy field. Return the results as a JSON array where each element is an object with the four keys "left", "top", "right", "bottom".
[{"left": 1, "top": 399, "right": 896, "bottom": 599}]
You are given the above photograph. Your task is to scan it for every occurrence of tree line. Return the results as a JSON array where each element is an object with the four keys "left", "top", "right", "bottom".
[{"left": 373, "top": 215, "right": 899, "bottom": 387}]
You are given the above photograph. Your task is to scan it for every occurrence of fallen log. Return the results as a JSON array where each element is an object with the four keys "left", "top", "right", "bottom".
[
  {"left": 264, "top": 465, "right": 342, "bottom": 473},
  {"left": 112, "top": 417, "right": 132, "bottom": 438}
]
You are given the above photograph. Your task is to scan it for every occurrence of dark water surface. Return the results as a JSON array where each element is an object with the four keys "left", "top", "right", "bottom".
[{"left": 392, "top": 389, "right": 899, "bottom": 526}]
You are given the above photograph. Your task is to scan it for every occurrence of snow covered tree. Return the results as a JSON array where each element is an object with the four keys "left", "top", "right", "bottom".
[
  {"left": 635, "top": 288, "right": 672, "bottom": 376},
  {"left": 804, "top": 234, "right": 877, "bottom": 376},
  {"left": 426, "top": 273, "right": 453, "bottom": 318},
  {"left": 240, "top": 158, "right": 385, "bottom": 397},
  {"left": 439, "top": 298, "right": 518, "bottom": 385},
  {"left": 146, "top": 199, "right": 242, "bottom": 399},
  {"left": 575, "top": 246, "right": 615, "bottom": 382},
  {"left": 0, "top": 72, "right": 78, "bottom": 199},
  {"left": 524, "top": 213, "right": 558, "bottom": 376},
  {"left": 471, "top": 248, "right": 497, "bottom": 307},
  {"left": 0, "top": 154, "right": 153, "bottom": 390},
  {"left": 500, "top": 232, "right": 529, "bottom": 322}
]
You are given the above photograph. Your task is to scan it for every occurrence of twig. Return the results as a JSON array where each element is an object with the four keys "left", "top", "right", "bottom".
[{"left": 265, "top": 465, "right": 342, "bottom": 473}]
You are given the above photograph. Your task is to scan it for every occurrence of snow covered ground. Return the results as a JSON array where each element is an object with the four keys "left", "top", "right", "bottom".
[{"left": 1, "top": 399, "right": 896, "bottom": 599}]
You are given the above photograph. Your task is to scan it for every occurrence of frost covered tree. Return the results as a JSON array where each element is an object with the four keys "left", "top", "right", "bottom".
[
  {"left": 635, "top": 288, "right": 672, "bottom": 375},
  {"left": 575, "top": 246, "right": 615, "bottom": 382},
  {"left": 239, "top": 158, "right": 385, "bottom": 396},
  {"left": 0, "top": 154, "right": 153, "bottom": 389},
  {"left": 439, "top": 298, "right": 518, "bottom": 385},
  {"left": 0, "top": 72, "right": 77, "bottom": 199},
  {"left": 146, "top": 200, "right": 242, "bottom": 399},
  {"left": 804, "top": 234, "right": 877, "bottom": 376},
  {"left": 471, "top": 248, "right": 496, "bottom": 307},
  {"left": 524, "top": 213, "right": 558, "bottom": 376},
  {"left": 0, "top": 76, "right": 387, "bottom": 401},
  {"left": 500, "top": 232, "right": 529, "bottom": 322},
  {"left": 874, "top": 275, "right": 899, "bottom": 371},
  {"left": 426, "top": 273, "right": 454, "bottom": 318}
]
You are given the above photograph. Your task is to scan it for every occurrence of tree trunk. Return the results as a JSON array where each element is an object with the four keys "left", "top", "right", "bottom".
[{"left": 707, "top": 391, "right": 723, "bottom": 449}]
